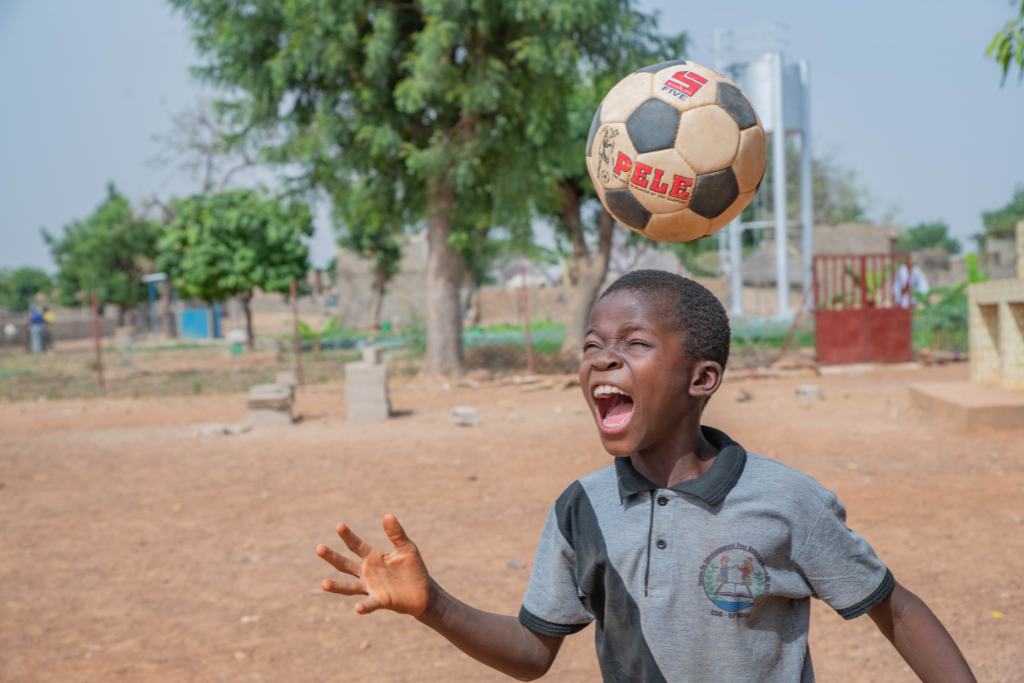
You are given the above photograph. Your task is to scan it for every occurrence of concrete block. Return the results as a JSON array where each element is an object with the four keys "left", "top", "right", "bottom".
[
  {"left": 795, "top": 385, "right": 824, "bottom": 401},
  {"left": 248, "top": 383, "right": 293, "bottom": 425},
  {"left": 346, "top": 362, "right": 390, "bottom": 422},
  {"left": 910, "top": 381, "right": 1024, "bottom": 432},
  {"left": 362, "top": 345, "right": 382, "bottom": 364},
  {"left": 249, "top": 409, "right": 295, "bottom": 426},
  {"left": 451, "top": 406, "right": 480, "bottom": 427},
  {"left": 276, "top": 371, "right": 297, "bottom": 399}
]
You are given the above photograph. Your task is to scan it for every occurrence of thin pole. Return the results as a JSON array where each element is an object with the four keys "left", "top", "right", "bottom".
[
  {"left": 291, "top": 280, "right": 304, "bottom": 386},
  {"left": 91, "top": 291, "right": 105, "bottom": 397},
  {"left": 772, "top": 50, "right": 792, "bottom": 319},
  {"left": 729, "top": 218, "right": 744, "bottom": 317},
  {"left": 520, "top": 266, "right": 533, "bottom": 376},
  {"left": 799, "top": 59, "right": 814, "bottom": 311}
]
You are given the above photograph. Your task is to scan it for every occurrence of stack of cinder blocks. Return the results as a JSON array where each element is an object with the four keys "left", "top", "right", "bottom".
[
  {"left": 346, "top": 346, "right": 390, "bottom": 422},
  {"left": 968, "top": 221, "right": 1024, "bottom": 392},
  {"left": 247, "top": 383, "right": 294, "bottom": 425}
]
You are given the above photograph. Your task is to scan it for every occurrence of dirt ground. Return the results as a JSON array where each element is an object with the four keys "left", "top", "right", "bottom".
[{"left": 1, "top": 362, "right": 1022, "bottom": 682}]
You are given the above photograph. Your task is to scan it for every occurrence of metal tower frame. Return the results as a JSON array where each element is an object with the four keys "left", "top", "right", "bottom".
[{"left": 714, "top": 27, "right": 813, "bottom": 321}]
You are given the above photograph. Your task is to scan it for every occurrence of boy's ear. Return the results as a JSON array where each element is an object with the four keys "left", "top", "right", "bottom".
[{"left": 689, "top": 360, "right": 724, "bottom": 400}]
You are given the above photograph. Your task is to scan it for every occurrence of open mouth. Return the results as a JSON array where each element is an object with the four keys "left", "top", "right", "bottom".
[{"left": 593, "top": 384, "right": 635, "bottom": 432}]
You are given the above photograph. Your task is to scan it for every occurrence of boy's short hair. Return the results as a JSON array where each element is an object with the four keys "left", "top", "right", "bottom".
[{"left": 598, "top": 269, "right": 731, "bottom": 369}]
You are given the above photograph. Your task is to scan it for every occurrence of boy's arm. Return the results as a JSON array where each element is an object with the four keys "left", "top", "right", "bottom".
[
  {"left": 867, "top": 581, "right": 976, "bottom": 683},
  {"left": 316, "top": 515, "right": 563, "bottom": 682}
]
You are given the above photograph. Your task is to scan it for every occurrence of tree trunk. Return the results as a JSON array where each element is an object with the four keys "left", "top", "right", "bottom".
[
  {"left": 239, "top": 290, "right": 255, "bottom": 349},
  {"left": 560, "top": 207, "right": 615, "bottom": 358},
  {"left": 158, "top": 280, "right": 176, "bottom": 338},
  {"left": 424, "top": 179, "right": 465, "bottom": 376},
  {"left": 370, "top": 265, "right": 387, "bottom": 331}
]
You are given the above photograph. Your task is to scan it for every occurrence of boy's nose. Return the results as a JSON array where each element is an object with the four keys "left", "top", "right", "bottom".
[{"left": 591, "top": 349, "right": 622, "bottom": 371}]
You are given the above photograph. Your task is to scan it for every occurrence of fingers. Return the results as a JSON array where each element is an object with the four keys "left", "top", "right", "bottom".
[
  {"left": 355, "top": 596, "right": 382, "bottom": 615},
  {"left": 321, "top": 579, "right": 366, "bottom": 596},
  {"left": 315, "top": 544, "right": 361, "bottom": 577},
  {"left": 336, "top": 523, "right": 374, "bottom": 559},
  {"left": 382, "top": 514, "right": 416, "bottom": 554}
]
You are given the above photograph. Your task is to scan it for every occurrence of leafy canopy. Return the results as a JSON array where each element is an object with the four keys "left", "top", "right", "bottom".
[
  {"left": 747, "top": 143, "right": 868, "bottom": 227},
  {"left": 168, "top": 0, "right": 656, "bottom": 251},
  {"left": 0, "top": 267, "right": 53, "bottom": 312},
  {"left": 157, "top": 189, "right": 313, "bottom": 302},
  {"left": 896, "top": 221, "right": 961, "bottom": 254},
  {"left": 981, "top": 184, "right": 1024, "bottom": 239},
  {"left": 43, "top": 183, "right": 161, "bottom": 307},
  {"left": 987, "top": 0, "right": 1024, "bottom": 84}
]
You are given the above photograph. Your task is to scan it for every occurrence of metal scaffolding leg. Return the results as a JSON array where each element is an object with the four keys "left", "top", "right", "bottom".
[
  {"left": 729, "top": 218, "right": 744, "bottom": 318},
  {"left": 799, "top": 59, "right": 814, "bottom": 310},
  {"left": 772, "top": 51, "right": 792, "bottom": 319}
]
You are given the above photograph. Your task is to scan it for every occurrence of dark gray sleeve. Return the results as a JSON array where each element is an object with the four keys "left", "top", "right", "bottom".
[
  {"left": 793, "top": 493, "right": 894, "bottom": 620},
  {"left": 519, "top": 504, "right": 594, "bottom": 636}
]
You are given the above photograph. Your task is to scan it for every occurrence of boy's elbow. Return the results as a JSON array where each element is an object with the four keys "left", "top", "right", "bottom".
[
  {"left": 516, "top": 651, "right": 557, "bottom": 679},
  {"left": 513, "top": 663, "right": 552, "bottom": 682}
]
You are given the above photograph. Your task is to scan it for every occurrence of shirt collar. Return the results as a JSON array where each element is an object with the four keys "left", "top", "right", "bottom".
[{"left": 614, "top": 426, "right": 747, "bottom": 506}]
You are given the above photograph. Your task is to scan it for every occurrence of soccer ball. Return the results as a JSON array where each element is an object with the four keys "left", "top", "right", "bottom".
[{"left": 586, "top": 60, "right": 767, "bottom": 242}]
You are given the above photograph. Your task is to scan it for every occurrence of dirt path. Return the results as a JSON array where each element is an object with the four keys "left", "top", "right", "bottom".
[{"left": 1, "top": 364, "right": 1022, "bottom": 682}]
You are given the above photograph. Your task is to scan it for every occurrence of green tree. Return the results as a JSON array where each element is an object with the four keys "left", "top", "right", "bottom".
[
  {"left": 156, "top": 190, "right": 313, "bottom": 347},
  {"left": 545, "top": 15, "right": 687, "bottom": 357},
  {"left": 987, "top": 0, "right": 1024, "bottom": 84},
  {"left": 0, "top": 267, "right": 53, "bottom": 312},
  {"left": 981, "top": 184, "right": 1024, "bottom": 241},
  {"left": 170, "top": 0, "right": 649, "bottom": 376},
  {"left": 746, "top": 144, "right": 868, "bottom": 229},
  {"left": 43, "top": 183, "right": 161, "bottom": 312},
  {"left": 335, "top": 164, "right": 417, "bottom": 330},
  {"left": 896, "top": 220, "right": 961, "bottom": 254}
]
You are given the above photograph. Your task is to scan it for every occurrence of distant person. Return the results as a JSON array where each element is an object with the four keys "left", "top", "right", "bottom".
[
  {"left": 893, "top": 262, "right": 930, "bottom": 308},
  {"left": 316, "top": 270, "right": 975, "bottom": 682},
  {"left": 28, "top": 306, "right": 44, "bottom": 354}
]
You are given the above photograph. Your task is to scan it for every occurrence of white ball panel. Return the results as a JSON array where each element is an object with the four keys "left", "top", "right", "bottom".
[
  {"left": 589, "top": 123, "right": 636, "bottom": 190},
  {"left": 733, "top": 126, "right": 767, "bottom": 194},
  {"left": 630, "top": 148, "right": 696, "bottom": 214},
  {"left": 600, "top": 73, "right": 654, "bottom": 124},
  {"left": 643, "top": 209, "right": 712, "bottom": 243},
  {"left": 675, "top": 106, "right": 741, "bottom": 175},
  {"left": 651, "top": 64, "right": 718, "bottom": 114}
]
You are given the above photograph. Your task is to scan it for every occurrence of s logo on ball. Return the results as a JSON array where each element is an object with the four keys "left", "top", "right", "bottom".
[{"left": 586, "top": 60, "right": 767, "bottom": 243}]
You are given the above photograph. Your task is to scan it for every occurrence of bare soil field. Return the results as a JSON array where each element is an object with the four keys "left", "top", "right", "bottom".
[{"left": 1, "top": 363, "right": 1022, "bottom": 682}]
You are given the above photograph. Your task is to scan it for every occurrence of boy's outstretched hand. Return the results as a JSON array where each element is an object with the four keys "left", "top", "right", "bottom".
[
  {"left": 316, "top": 514, "right": 431, "bottom": 616},
  {"left": 316, "top": 515, "right": 564, "bottom": 681}
]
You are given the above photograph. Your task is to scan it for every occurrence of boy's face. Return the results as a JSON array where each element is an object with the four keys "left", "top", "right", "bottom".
[{"left": 579, "top": 289, "right": 719, "bottom": 457}]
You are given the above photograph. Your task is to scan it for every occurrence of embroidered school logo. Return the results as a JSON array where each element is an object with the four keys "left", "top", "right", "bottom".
[{"left": 698, "top": 544, "right": 770, "bottom": 613}]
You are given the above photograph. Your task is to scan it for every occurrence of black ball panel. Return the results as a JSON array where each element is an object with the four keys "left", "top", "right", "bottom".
[
  {"left": 586, "top": 103, "right": 603, "bottom": 157},
  {"left": 716, "top": 83, "right": 758, "bottom": 130},
  {"left": 625, "top": 99, "right": 681, "bottom": 154},
  {"left": 605, "top": 189, "right": 652, "bottom": 231},
  {"left": 633, "top": 59, "right": 688, "bottom": 75},
  {"left": 689, "top": 167, "right": 739, "bottom": 218}
]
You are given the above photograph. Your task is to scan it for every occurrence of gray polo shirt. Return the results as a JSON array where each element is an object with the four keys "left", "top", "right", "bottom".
[{"left": 519, "top": 426, "right": 893, "bottom": 682}]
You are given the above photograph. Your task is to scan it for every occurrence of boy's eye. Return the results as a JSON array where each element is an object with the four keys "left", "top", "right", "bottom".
[{"left": 628, "top": 339, "right": 651, "bottom": 348}]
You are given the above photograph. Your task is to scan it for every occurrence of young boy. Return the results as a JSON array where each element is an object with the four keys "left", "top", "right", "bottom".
[{"left": 316, "top": 270, "right": 975, "bottom": 682}]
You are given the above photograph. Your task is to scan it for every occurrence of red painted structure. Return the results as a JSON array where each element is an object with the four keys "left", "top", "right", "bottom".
[{"left": 813, "top": 253, "right": 913, "bottom": 365}]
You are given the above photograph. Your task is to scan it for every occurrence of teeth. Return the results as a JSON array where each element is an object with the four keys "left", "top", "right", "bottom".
[{"left": 593, "top": 384, "right": 628, "bottom": 398}]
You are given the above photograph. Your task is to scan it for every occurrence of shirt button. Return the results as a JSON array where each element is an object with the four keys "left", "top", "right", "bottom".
[
  {"left": 657, "top": 496, "right": 669, "bottom": 506},
  {"left": 656, "top": 539, "right": 667, "bottom": 550}
]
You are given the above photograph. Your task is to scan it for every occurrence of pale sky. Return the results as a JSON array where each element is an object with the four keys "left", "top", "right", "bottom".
[{"left": 1, "top": 0, "right": 1022, "bottom": 272}]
